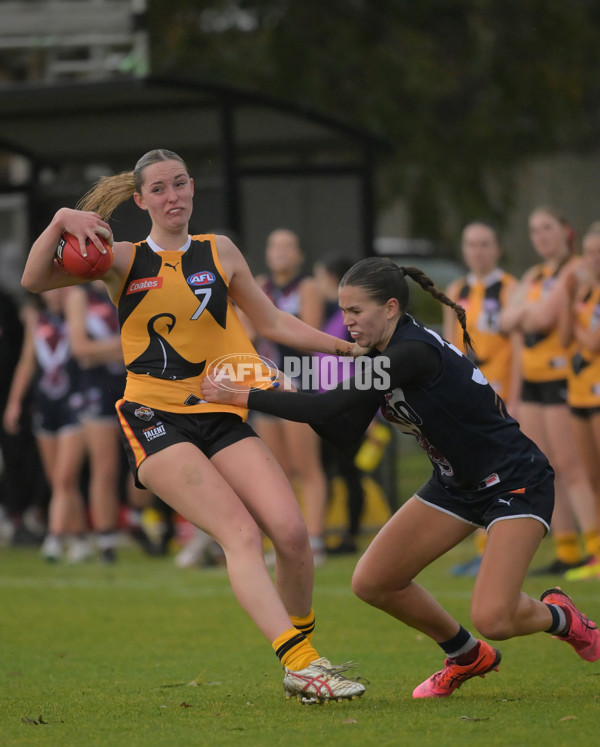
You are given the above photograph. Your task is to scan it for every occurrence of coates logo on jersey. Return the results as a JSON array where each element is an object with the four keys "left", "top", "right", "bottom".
[
  {"left": 187, "top": 271, "right": 216, "bottom": 287},
  {"left": 126, "top": 277, "right": 164, "bottom": 295}
]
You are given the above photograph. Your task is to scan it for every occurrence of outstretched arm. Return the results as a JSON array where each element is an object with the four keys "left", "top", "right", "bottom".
[
  {"left": 216, "top": 235, "right": 362, "bottom": 357},
  {"left": 250, "top": 385, "right": 379, "bottom": 448},
  {"left": 203, "top": 372, "right": 380, "bottom": 448},
  {"left": 202, "top": 340, "right": 440, "bottom": 446}
]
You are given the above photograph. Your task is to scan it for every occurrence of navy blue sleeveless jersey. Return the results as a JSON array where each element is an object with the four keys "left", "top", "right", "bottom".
[{"left": 249, "top": 314, "right": 550, "bottom": 494}]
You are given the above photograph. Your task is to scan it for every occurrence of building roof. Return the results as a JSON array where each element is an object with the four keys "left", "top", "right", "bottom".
[
  {"left": 0, "top": 75, "right": 391, "bottom": 266},
  {"left": 0, "top": 74, "right": 389, "bottom": 169}
]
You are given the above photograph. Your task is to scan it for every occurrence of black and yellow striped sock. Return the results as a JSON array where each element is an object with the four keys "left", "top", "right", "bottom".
[
  {"left": 583, "top": 530, "right": 600, "bottom": 559},
  {"left": 272, "top": 627, "right": 319, "bottom": 672},
  {"left": 290, "top": 609, "right": 315, "bottom": 642},
  {"left": 553, "top": 532, "right": 582, "bottom": 565}
]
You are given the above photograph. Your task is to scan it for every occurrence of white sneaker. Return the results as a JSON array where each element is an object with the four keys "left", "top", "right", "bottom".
[
  {"left": 309, "top": 536, "right": 327, "bottom": 568},
  {"left": 41, "top": 534, "right": 63, "bottom": 562},
  {"left": 283, "top": 657, "right": 366, "bottom": 704},
  {"left": 67, "top": 536, "right": 93, "bottom": 563},
  {"left": 0, "top": 506, "right": 14, "bottom": 545},
  {"left": 175, "top": 530, "right": 213, "bottom": 568},
  {"left": 263, "top": 549, "right": 276, "bottom": 569},
  {"left": 312, "top": 549, "right": 327, "bottom": 568},
  {"left": 22, "top": 506, "right": 46, "bottom": 539},
  {"left": 97, "top": 533, "right": 118, "bottom": 564}
]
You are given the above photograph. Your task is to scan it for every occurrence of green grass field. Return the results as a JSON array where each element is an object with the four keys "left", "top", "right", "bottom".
[
  {"left": 2, "top": 446, "right": 600, "bottom": 746},
  {"left": 1, "top": 536, "right": 599, "bottom": 746}
]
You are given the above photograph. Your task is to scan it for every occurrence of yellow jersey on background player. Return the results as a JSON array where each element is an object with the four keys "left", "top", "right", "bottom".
[{"left": 443, "top": 222, "right": 517, "bottom": 402}]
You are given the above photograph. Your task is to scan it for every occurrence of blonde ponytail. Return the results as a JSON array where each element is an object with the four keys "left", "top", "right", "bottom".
[{"left": 76, "top": 172, "right": 136, "bottom": 221}]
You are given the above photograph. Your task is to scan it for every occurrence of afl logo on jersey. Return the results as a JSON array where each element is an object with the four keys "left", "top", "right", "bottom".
[{"left": 187, "top": 271, "right": 216, "bottom": 287}]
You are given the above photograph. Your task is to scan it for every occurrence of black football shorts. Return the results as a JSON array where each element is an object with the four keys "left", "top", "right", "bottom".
[{"left": 116, "top": 399, "right": 257, "bottom": 487}]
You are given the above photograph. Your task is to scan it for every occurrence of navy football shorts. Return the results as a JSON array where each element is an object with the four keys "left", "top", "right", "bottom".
[
  {"left": 79, "top": 370, "right": 125, "bottom": 422},
  {"left": 416, "top": 465, "right": 555, "bottom": 533},
  {"left": 32, "top": 390, "right": 84, "bottom": 437}
]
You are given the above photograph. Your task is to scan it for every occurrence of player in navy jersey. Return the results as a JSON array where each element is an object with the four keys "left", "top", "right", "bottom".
[
  {"left": 202, "top": 256, "right": 600, "bottom": 698},
  {"left": 254, "top": 229, "right": 329, "bottom": 564},
  {"left": 65, "top": 282, "right": 127, "bottom": 562},
  {"left": 3, "top": 289, "right": 89, "bottom": 562}
]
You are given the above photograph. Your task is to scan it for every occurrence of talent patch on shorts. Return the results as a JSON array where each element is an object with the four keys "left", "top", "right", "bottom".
[
  {"left": 116, "top": 399, "right": 258, "bottom": 488},
  {"left": 142, "top": 423, "right": 166, "bottom": 441}
]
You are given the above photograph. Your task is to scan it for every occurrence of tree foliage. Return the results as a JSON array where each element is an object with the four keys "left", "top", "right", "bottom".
[{"left": 148, "top": 0, "right": 600, "bottom": 243}]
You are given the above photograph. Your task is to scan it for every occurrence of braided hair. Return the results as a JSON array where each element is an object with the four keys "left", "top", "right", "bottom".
[{"left": 340, "top": 257, "right": 474, "bottom": 352}]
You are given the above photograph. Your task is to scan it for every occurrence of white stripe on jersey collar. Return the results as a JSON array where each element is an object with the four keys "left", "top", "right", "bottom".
[
  {"left": 146, "top": 235, "right": 192, "bottom": 254},
  {"left": 465, "top": 267, "right": 504, "bottom": 288}
]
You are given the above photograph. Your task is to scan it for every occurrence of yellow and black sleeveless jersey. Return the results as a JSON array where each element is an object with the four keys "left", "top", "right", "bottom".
[
  {"left": 115, "top": 234, "right": 262, "bottom": 417},
  {"left": 452, "top": 269, "right": 515, "bottom": 400},
  {"left": 568, "top": 286, "right": 600, "bottom": 408},
  {"left": 521, "top": 263, "right": 574, "bottom": 383}
]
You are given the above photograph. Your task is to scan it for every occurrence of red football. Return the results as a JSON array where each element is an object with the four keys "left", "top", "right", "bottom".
[{"left": 55, "top": 232, "right": 114, "bottom": 279}]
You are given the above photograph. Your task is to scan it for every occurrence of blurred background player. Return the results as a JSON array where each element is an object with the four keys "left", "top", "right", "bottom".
[
  {"left": 66, "top": 279, "right": 180, "bottom": 561},
  {"left": 3, "top": 288, "right": 90, "bottom": 562},
  {"left": 0, "top": 286, "right": 47, "bottom": 547},
  {"left": 254, "top": 229, "right": 329, "bottom": 564},
  {"left": 0, "top": 285, "right": 24, "bottom": 541},
  {"left": 501, "top": 206, "right": 600, "bottom": 575},
  {"left": 65, "top": 281, "right": 127, "bottom": 562},
  {"left": 558, "top": 221, "right": 600, "bottom": 579},
  {"left": 443, "top": 221, "right": 519, "bottom": 575},
  {"left": 313, "top": 254, "right": 366, "bottom": 555}
]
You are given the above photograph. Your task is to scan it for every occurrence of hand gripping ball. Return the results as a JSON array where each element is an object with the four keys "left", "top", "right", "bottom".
[{"left": 55, "top": 231, "right": 114, "bottom": 279}]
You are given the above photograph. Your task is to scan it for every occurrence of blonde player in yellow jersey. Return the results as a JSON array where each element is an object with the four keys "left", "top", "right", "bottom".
[
  {"left": 558, "top": 222, "right": 600, "bottom": 579},
  {"left": 20, "top": 149, "right": 366, "bottom": 704},
  {"left": 443, "top": 222, "right": 519, "bottom": 409},
  {"left": 443, "top": 222, "right": 520, "bottom": 575},
  {"left": 501, "top": 206, "right": 600, "bottom": 575}
]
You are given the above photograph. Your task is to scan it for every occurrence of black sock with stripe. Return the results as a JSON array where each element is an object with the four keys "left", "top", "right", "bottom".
[{"left": 439, "top": 625, "right": 479, "bottom": 664}]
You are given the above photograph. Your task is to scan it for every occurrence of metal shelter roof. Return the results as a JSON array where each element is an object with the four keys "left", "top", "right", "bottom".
[
  {"left": 0, "top": 75, "right": 387, "bottom": 165},
  {"left": 0, "top": 75, "right": 390, "bottom": 268}
]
